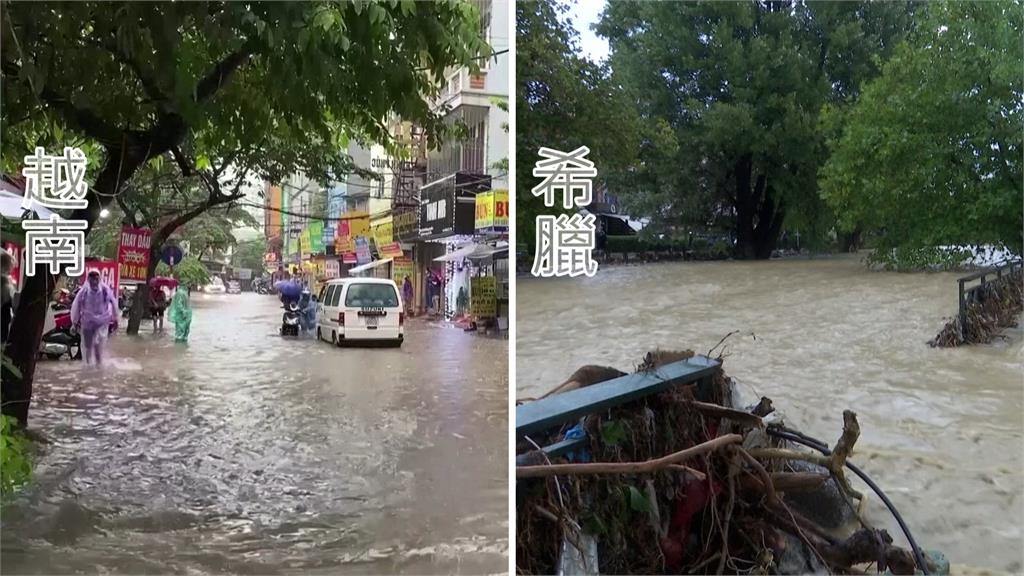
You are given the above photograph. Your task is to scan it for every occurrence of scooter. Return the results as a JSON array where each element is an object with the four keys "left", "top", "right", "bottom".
[
  {"left": 39, "top": 307, "right": 81, "bottom": 360},
  {"left": 281, "top": 301, "right": 301, "bottom": 336}
]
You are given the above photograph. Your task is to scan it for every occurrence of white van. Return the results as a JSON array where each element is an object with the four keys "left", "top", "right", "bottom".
[{"left": 316, "top": 278, "right": 404, "bottom": 346}]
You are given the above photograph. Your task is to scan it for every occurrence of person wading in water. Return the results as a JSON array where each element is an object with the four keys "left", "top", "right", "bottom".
[{"left": 70, "top": 270, "right": 117, "bottom": 365}]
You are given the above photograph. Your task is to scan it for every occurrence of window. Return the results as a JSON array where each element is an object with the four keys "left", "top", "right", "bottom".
[
  {"left": 318, "top": 286, "right": 329, "bottom": 303},
  {"left": 330, "top": 284, "right": 343, "bottom": 306},
  {"left": 345, "top": 283, "right": 399, "bottom": 308}
]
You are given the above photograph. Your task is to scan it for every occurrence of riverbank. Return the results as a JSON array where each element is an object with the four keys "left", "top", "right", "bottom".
[{"left": 517, "top": 254, "right": 1023, "bottom": 573}]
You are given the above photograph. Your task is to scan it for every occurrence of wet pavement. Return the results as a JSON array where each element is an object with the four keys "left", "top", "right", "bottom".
[
  {"left": 2, "top": 293, "right": 508, "bottom": 575},
  {"left": 518, "top": 255, "right": 1023, "bottom": 575}
]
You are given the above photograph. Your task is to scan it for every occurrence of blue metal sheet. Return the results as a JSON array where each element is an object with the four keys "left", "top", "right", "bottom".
[{"left": 516, "top": 356, "right": 720, "bottom": 440}]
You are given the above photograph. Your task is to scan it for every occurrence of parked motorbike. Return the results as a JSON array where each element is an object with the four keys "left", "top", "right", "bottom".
[
  {"left": 254, "top": 278, "right": 270, "bottom": 295},
  {"left": 40, "top": 307, "right": 81, "bottom": 360},
  {"left": 280, "top": 301, "right": 301, "bottom": 336}
]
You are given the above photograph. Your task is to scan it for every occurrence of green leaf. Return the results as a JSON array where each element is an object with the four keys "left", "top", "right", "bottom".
[
  {"left": 313, "top": 9, "right": 335, "bottom": 31},
  {"left": 195, "top": 154, "right": 210, "bottom": 171},
  {"left": 626, "top": 485, "right": 651, "bottom": 513},
  {"left": 600, "top": 420, "right": 627, "bottom": 446}
]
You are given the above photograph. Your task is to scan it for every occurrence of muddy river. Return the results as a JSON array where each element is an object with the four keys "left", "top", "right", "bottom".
[
  {"left": 2, "top": 294, "right": 508, "bottom": 574},
  {"left": 517, "top": 254, "right": 1022, "bottom": 574}
]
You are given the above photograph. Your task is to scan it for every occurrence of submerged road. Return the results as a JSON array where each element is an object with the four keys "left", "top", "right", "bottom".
[{"left": 2, "top": 293, "right": 508, "bottom": 574}]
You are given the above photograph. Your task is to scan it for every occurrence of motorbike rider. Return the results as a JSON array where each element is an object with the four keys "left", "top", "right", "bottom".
[{"left": 298, "top": 289, "right": 317, "bottom": 333}]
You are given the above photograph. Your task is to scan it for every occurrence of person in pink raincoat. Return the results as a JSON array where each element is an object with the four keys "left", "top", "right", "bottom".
[{"left": 70, "top": 270, "right": 117, "bottom": 365}]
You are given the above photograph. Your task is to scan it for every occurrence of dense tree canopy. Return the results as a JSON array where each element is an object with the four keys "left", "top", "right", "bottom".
[
  {"left": 595, "top": 0, "right": 915, "bottom": 258},
  {"left": 820, "top": 1, "right": 1023, "bottom": 256}
]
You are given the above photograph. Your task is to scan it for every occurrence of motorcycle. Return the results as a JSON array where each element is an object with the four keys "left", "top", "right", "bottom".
[
  {"left": 254, "top": 278, "right": 270, "bottom": 295},
  {"left": 280, "top": 300, "right": 301, "bottom": 336},
  {"left": 40, "top": 306, "right": 81, "bottom": 360}
]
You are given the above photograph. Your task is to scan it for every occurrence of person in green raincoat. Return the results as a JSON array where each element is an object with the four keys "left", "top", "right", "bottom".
[{"left": 168, "top": 288, "right": 192, "bottom": 342}]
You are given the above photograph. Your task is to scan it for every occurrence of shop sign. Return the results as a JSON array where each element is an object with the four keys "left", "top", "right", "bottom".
[
  {"left": 342, "top": 252, "right": 358, "bottom": 264},
  {"left": 419, "top": 174, "right": 482, "bottom": 240},
  {"left": 394, "top": 208, "right": 418, "bottom": 242},
  {"left": 391, "top": 256, "right": 414, "bottom": 286},
  {"left": 308, "top": 220, "right": 324, "bottom": 254},
  {"left": 470, "top": 276, "right": 497, "bottom": 318},
  {"left": 355, "top": 237, "right": 372, "bottom": 265},
  {"left": 117, "top": 226, "right": 151, "bottom": 283},
  {"left": 325, "top": 259, "right": 340, "bottom": 279},
  {"left": 335, "top": 211, "right": 369, "bottom": 254},
  {"left": 474, "top": 189, "right": 509, "bottom": 232},
  {"left": 299, "top": 228, "right": 311, "bottom": 258}
]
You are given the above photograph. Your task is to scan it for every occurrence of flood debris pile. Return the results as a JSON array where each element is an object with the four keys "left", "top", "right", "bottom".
[
  {"left": 931, "top": 268, "right": 1022, "bottom": 347},
  {"left": 517, "top": 351, "right": 939, "bottom": 575}
]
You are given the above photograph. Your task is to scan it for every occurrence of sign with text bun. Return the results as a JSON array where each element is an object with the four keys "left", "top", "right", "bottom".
[{"left": 474, "top": 189, "right": 509, "bottom": 232}]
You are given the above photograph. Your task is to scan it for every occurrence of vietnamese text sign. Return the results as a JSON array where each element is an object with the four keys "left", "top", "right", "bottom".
[
  {"left": 475, "top": 189, "right": 510, "bottom": 231},
  {"left": 81, "top": 260, "right": 119, "bottom": 292},
  {"left": 325, "top": 259, "right": 340, "bottom": 279},
  {"left": 470, "top": 276, "right": 497, "bottom": 318},
  {"left": 309, "top": 220, "right": 324, "bottom": 254},
  {"left": 355, "top": 237, "right": 372, "bottom": 265},
  {"left": 117, "top": 226, "right": 152, "bottom": 283},
  {"left": 391, "top": 256, "right": 414, "bottom": 286}
]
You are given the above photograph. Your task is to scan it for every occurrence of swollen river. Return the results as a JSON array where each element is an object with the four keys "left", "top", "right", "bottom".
[
  {"left": 2, "top": 294, "right": 508, "bottom": 574},
  {"left": 517, "top": 254, "right": 1022, "bottom": 575}
]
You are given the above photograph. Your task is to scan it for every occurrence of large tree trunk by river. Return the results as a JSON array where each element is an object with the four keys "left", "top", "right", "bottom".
[{"left": 732, "top": 154, "right": 785, "bottom": 260}]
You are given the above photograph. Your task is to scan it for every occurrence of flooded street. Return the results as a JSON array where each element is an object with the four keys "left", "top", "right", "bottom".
[
  {"left": 518, "top": 254, "right": 1023, "bottom": 574},
  {"left": 2, "top": 294, "right": 508, "bottom": 575}
]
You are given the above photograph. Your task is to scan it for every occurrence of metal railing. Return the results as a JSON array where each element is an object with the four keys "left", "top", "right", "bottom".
[{"left": 957, "top": 258, "right": 1023, "bottom": 326}]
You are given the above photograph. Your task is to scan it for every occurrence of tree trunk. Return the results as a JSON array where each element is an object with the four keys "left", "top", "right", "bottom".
[
  {"left": 126, "top": 247, "right": 161, "bottom": 335},
  {"left": 3, "top": 151, "right": 146, "bottom": 427},
  {"left": 732, "top": 155, "right": 785, "bottom": 260},
  {"left": 841, "top": 225, "right": 863, "bottom": 253}
]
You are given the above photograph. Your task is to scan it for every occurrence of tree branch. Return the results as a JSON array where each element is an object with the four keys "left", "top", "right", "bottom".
[
  {"left": 91, "top": 34, "right": 169, "bottom": 110},
  {"left": 194, "top": 41, "right": 257, "bottom": 103}
]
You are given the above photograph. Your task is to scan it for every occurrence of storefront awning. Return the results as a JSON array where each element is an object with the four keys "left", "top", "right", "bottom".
[
  {"left": 467, "top": 245, "right": 509, "bottom": 261},
  {"left": 348, "top": 258, "right": 393, "bottom": 274},
  {"left": 434, "top": 243, "right": 483, "bottom": 262}
]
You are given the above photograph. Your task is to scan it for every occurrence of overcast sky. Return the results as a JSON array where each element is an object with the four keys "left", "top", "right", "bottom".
[{"left": 563, "top": 0, "right": 609, "bottom": 63}]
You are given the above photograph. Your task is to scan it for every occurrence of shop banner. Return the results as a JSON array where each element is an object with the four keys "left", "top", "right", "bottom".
[
  {"left": 325, "top": 259, "right": 340, "bottom": 279},
  {"left": 342, "top": 252, "right": 358, "bottom": 264},
  {"left": 470, "top": 276, "right": 497, "bottom": 318},
  {"left": 336, "top": 212, "right": 370, "bottom": 255},
  {"left": 308, "top": 220, "right": 324, "bottom": 254},
  {"left": 475, "top": 189, "right": 510, "bottom": 231},
  {"left": 81, "top": 260, "right": 119, "bottom": 292},
  {"left": 2, "top": 241, "right": 22, "bottom": 288},
  {"left": 391, "top": 256, "right": 414, "bottom": 286},
  {"left": 299, "top": 228, "right": 311, "bottom": 258},
  {"left": 393, "top": 208, "right": 418, "bottom": 242},
  {"left": 372, "top": 221, "right": 393, "bottom": 250},
  {"left": 117, "top": 226, "right": 152, "bottom": 283},
  {"left": 355, "top": 237, "right": 372, "bottom": 265}
]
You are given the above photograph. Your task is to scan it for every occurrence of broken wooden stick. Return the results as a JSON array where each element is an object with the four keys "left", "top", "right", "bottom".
[
  {"left": 830, "top": 410, "right": 864, "bottom": 500},
  {"left": 516, "top": 434, "right": 743, "bottom": 478},
  {"left": 689, "top": 400, "right": 764, "bottom": 427}
]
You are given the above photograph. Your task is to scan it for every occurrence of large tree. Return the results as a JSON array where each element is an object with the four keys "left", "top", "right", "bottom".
[
  {"left": 820, "top": 0, "right": 1023, "bottom": 257},
  {"left": 596, "top": 1, "right": 915, "bottom": 258},
  {"left": 0, "top": 1, "right": 489, "bottom": 427},
  {"left": 516, "top": 0, "right": 641, "bottom": 254}
]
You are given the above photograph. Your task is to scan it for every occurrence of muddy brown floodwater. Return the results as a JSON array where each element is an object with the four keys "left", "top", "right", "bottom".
[
  {"left": 2, "top": 293, "right": 508, "bottom": 575},
  {"left": 517, "top": 254, "right": 1023, "bottom": 575}
]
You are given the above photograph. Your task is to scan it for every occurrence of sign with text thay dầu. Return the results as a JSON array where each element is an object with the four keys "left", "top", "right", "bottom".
[{"left": 117, "top": 226, "right": 151, "bottom": 283}]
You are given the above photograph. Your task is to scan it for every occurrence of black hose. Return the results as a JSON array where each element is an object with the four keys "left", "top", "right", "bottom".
[{"left": 766, "top": 427, "right": 930, "bottom": 575}]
